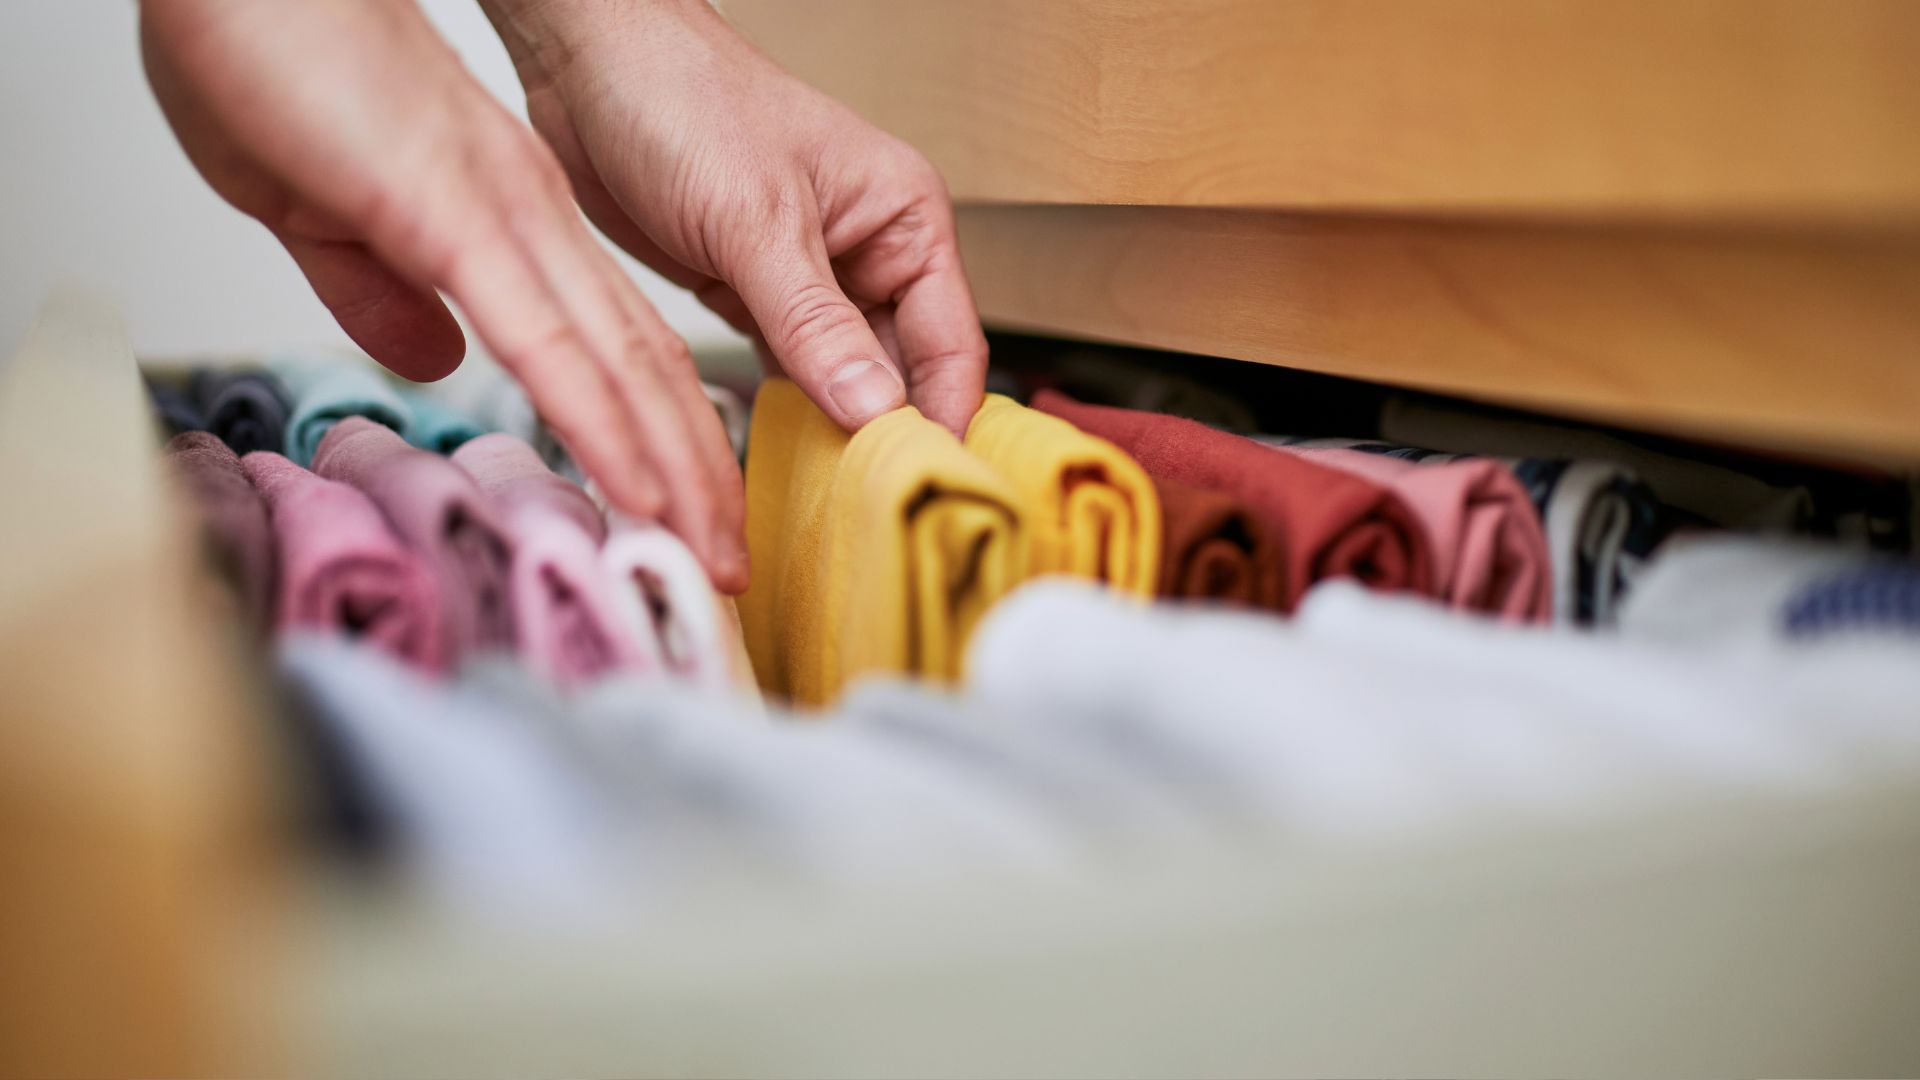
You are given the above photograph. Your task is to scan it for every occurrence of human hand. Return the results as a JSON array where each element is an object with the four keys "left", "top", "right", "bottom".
[
  {"left": 478, "top": 0, "right": 990, "bottom": 438},
  {"left": 140, "top": 0, "right": 748, "bottom": 591}
]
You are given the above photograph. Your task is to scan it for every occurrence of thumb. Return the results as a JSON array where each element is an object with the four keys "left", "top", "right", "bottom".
[{"left": 730, "top": 233, "right": 905, "bottom": 430}]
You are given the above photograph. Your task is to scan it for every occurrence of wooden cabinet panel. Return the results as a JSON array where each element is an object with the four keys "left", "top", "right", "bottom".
[
  {"left": 955, "top": 205, "right": 1920, "bottom": 463},
  {"left": 726, "top": 0, "right": 1920, "bottom": 224}
]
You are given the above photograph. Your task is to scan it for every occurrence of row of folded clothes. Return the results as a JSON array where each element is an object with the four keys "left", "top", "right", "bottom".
[
  {"left": 737, "top": 379, "right": 1919, "bottom": 706},
  {"left": 281, "top": 578, "right": 1920, "bottom": 915},
  {"left": 150, "top": 359, "right": 1920, "bottom": 706},
  {"left": 145, "top": 355, "right": 749, "bottom": 470}
]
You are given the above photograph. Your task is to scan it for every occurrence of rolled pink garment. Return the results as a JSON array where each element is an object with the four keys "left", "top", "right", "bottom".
[
  {"left": 240, "top": 451, "right": 444, "bottom": 669},
  {"left": 452, "top": 433, "right": 652, "bottom": 686},
  {"left": 602, "top": 518, "right": 734, "bottom": 693},
  {"left": 166, "top": 432, "right": 277, "bottom": 630},
  {"left": 1280, "top": 446, "right": 1552, "bottom": 622},
  {"left": 313, "top": 417, "right": 515, "bottom": 658}
]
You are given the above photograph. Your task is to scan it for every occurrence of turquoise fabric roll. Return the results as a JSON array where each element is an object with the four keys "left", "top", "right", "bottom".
[
  {"left": 401, "top": 391, "right": 488, "bottom": 455},
  {"left": 273, "top": 356, "right": 411, "bottom": 467}
]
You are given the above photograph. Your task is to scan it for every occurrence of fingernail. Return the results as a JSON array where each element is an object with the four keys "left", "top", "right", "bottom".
[{"left": 826, "top": 360, "right": 905, "bottom": 425}]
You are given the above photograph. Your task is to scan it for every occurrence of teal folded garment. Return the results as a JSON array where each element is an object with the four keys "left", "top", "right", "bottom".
[
  {"left": 273, "top": 356, "right": 411, "bottom": 467},
  {"left": 401, "top": 391, "right": 487, "bottom": 455}
]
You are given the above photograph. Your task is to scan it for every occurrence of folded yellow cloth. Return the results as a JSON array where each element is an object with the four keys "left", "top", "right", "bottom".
[
  {"left": 739, "top": 380, "right": 1027, "bottom": 707},
  {"left": 965, "top": 393, "right": 1161, "bottom": 596}
]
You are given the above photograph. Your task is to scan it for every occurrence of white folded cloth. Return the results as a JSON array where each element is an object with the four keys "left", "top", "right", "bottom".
[
  {"left": 966, "top": 579, "right": 1920, "bottom": 850},
  {"left": 1617, "top": 533, "right": 1920, "bottom": 647}
]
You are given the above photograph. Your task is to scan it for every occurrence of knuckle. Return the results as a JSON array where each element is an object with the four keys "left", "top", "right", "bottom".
[
  {"left": 501, "top": 320, "right": 582, "bottom": 379},
  {"left": 773, "top": 281, "right": 861, "bottom": 354}
]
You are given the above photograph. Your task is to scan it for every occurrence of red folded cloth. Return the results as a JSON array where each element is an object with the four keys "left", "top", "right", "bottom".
[
  {"left": 241, "top": 450, "right": 443, "bottom": 669},
  {"left": 451, "top": 434, "right": 650, "bottom": 686},
  {"left": 1279, "top": 446, "right": 1552, "bottom": 622},
  {"left": 165, "top": 432, "right": 276, "bottom": 629},
  {"left": 312, "top": 416, "right": 515, "bottom": 658},
  {"left": 1034, "top": 390, "right": 1432, "bottom": 610},
  {"left": 1155, "top": 480, "right": 1276, "bottom": 607}
]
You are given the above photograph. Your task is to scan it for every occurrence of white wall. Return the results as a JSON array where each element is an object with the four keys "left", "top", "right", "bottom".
[{"left": 0, "top": 0, "right": 744, "bottom": 363}]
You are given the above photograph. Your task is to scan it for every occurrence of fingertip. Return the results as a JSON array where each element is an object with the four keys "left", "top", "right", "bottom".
[{"left": 709, "top": 541, "right": 751, "bottom": 596}]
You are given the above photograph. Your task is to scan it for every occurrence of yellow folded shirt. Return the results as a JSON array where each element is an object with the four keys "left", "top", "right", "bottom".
[
  {"left": 965, "top": 393, "right": 1161, "bottom": 596},
  {"left": 739, "top": 380, "right": 1027, "bottom": 707}
]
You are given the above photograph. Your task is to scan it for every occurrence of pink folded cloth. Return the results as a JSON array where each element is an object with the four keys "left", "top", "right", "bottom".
[
  {"left": 312, "top": 417, "right": 515, "bottom": 658},
  {"left": 166, "top": 432, "right": 277, "bottom": 630},
  {"left": 240, "top": 451, "right": 444, "bottom": 669},
  {"left": 1279, "top": 446, "right": 1552, "bottom": 622},
  {"left": 451, "top": 434, "right": 651, "bottom": 686}
]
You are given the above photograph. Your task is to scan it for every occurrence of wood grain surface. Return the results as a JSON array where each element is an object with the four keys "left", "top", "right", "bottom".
[
  {"left": 954, "top": 205, "right": 1920, "bottom": 463},
  {"left": 726, "top": 0, "right": 1920, "bottom": 224}
]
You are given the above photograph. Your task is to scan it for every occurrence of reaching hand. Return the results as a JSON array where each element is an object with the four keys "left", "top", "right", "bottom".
[
  {"left": 479, "top": 0, "right": 990, "bottom": 438},
  {"left": 140, "top": 0, "right": 749, "bottom": 591}
]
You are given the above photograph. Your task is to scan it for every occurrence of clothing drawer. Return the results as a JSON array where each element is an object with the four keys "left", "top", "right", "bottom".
[{"left": 7, "top": 291, "right": 1920, "bottom": 1076}]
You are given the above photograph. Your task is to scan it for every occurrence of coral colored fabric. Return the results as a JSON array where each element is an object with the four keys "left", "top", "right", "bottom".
[
  {"left": 740, "top": 380, "right": 1026, "bottom": 707},
  {"left": 1154, "top": 480, "right": 1276, "bottom": 608},
  {"left": 1033, "top": 390, "right": 1431, "bottom": 610},
  {"left": 1280, "top": 446, "right": 1552, "bottom": 623},
  {"left": 166, "top": 432, "right": 277, "bottom": 629},
  {"left": 189, "top": 369, "right": 292, "bottom": 456},
  {"left": 964, "top": 394, "right": 1160, "bottom": 597},
  {"left": 452, "top": 434, "right": 647, "bottom": 687},
  {"left": 314, "top": 417, "right": 515, "bottom": 658},
  {"left": 241, "top": 450, "right": 443, "bottom": 669}
]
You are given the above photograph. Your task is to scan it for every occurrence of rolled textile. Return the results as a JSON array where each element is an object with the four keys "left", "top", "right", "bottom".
[
  {"left": 1270, "top": 444, "right": 1551, "bottom": 622},
  {"left": 1511, "top": 458, "right": 1665, "bottom": 626},
  {"left": 1264, "top": 437, "right": 1663, "bottom": 626},
  {"left": 187, "top": 368, "right": 291, "bottom": 455},
  {"left": 1155, "top": 480, "right": 1274, "bottom": 607},
  {"left": 313, "top": 417, "right": 515, "bottom": 658},
  {"left": 402, "top": 391, "right": 487, "bottom": 455},
  {"left": 427, "top": 358, "right": 581, "bottom": 478},
  {"left": 601, "top": 519, "right": 741, "bottom": 693},
  {"left": 452, "top": 433, "right": 649, "bottom": 687},
  {"left": 145, "top": 376, "right": 205, "bottom": 436},
  {"left": 241, "top": 450, "right": 443, "bottom": 669},
  {"left": 1617, "top": 533, "right": 1920, "bottom": 646},
  {"left": 273, "top": 356, "right": 410, "bottom": 467},
  {"left": 1379, "top": 393, "right": 1814, "bottom": 531},
  {"left": 964, "top": 393, "right": 1160, "bottom": 596},
  {"left": 739, "top": 379, "right": 1026, "bottom": 706},
  {"left": 1033, "top": 390, "right": 1430, "bottom": 611},
  {"left": 165, "top": 432, "right": 276, "bottom": 629}
]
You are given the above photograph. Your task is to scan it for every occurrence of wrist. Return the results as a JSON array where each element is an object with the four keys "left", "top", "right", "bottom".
[{"left": 478, "top": 0, "right": 739, "bottom": 97}]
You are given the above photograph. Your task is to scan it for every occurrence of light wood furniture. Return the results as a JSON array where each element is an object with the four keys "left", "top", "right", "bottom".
[
  {"left": 725, "top": 0, "right": 1920, "bottom": 463},
  {"left": 0, "top": 294, "right": 279, "bottom": 1078}
]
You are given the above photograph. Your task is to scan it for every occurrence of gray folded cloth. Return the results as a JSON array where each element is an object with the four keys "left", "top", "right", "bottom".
[{"left": 188, "top": 368, "right": 292, "bottom": 455}]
